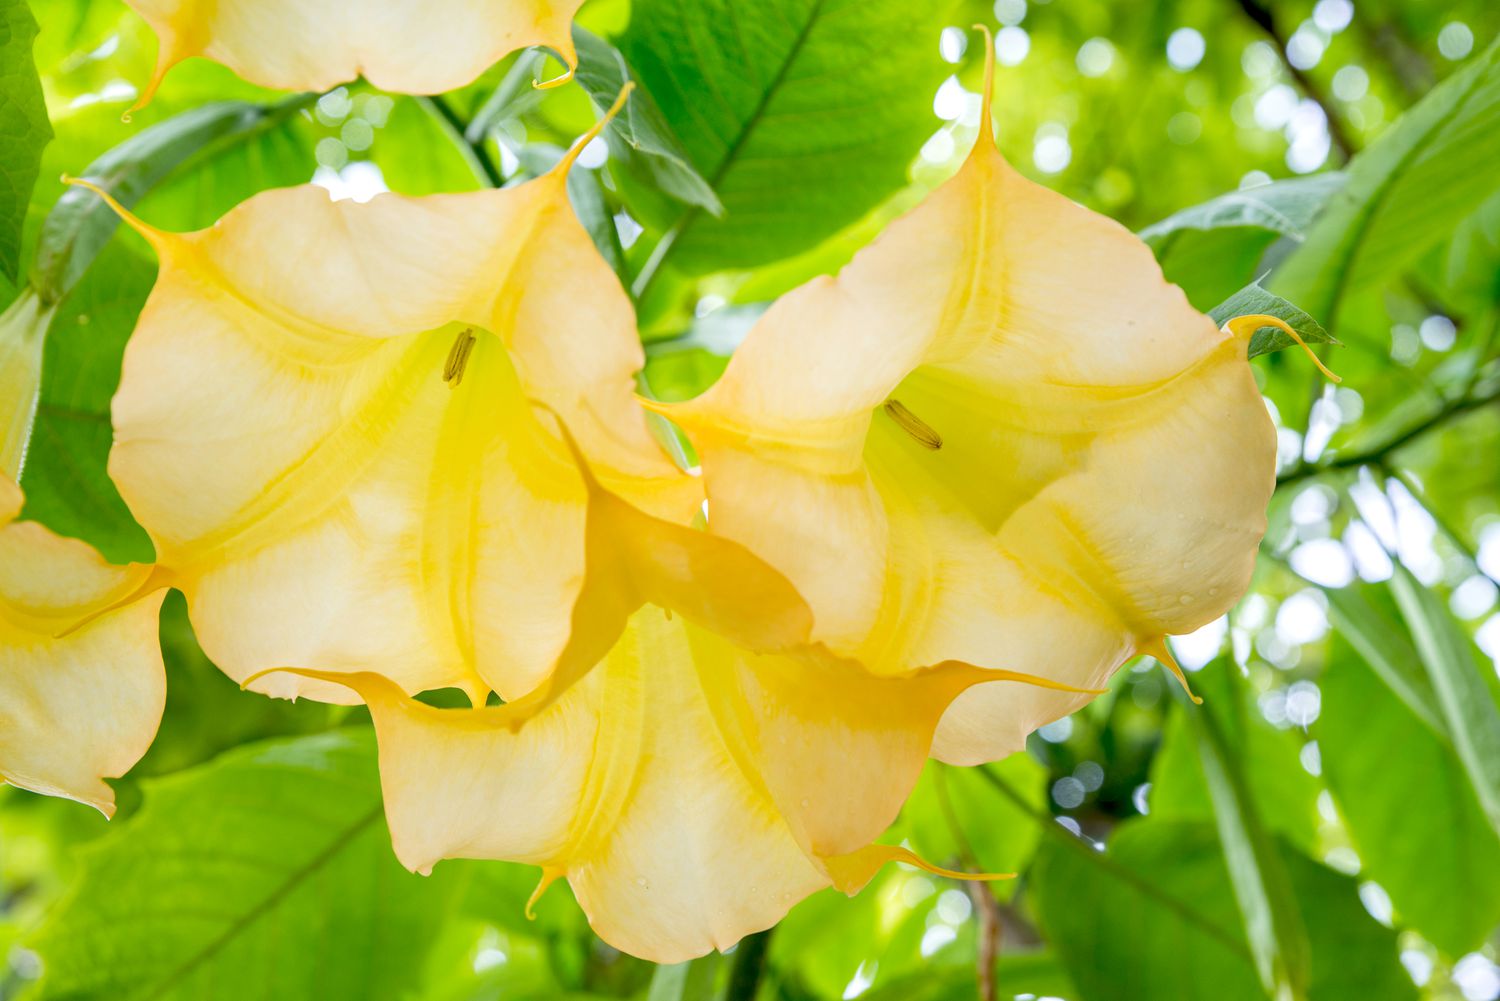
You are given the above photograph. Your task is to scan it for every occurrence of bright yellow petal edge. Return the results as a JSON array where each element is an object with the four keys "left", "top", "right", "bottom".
[
  {"left": 651, "top": 27, "right": 1280, "bottom": 765},
  {"left": 72, "top": 88, "right": 699, "bottom": 708},
  {"left": 0, "top": 470, "right": 166, "bottom": 815},
  {"left": 253, "top": 427, "right": 1080, "bottom": 963},
  {"left": 123, "top": 0, "right": 586, "bottom": 111}
]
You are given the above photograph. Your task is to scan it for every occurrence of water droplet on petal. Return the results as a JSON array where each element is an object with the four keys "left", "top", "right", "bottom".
[{"left": 1179, "top": 594, "right": 1193, "bottom": 605}]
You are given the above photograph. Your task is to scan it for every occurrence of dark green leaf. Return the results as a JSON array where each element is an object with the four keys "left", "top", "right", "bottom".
[
  {"left": 573, "top": 27, "right": 721, "bottom": 215},
  {"left": 1031, "top": 821, "right": 1415, "bottom": 1001},
  {"left": 0, "top": 0, "right": 51, "bottom": 282},
  {"left": 1319, "top": 642, "right": 1500, "bottom": 955},
  {"left": 19, "top": 240, "right": 154, "bottom": 561},
  {"left": 621, "top": 0, "right": 949, "bottom": 274},
  {"left": 1275, "top": 35, "right": 1500, "bottom": 325},
  {"left": 29, "top": 730, "right": 462, "bottom": 1001},
  {"left": 1210, "top": 282, "right": 1339, "bottom": 360},
  {"left": 32, "top": 95, "right": 314, "bottom": 303}
]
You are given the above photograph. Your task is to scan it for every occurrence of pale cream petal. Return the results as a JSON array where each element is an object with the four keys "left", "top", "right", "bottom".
[
  {"left": 126, "top": 0, "right": 584, "bottom": 105},
  {"left": 105, "top": 166, "right": 696, "bottom": 703},
  {"left": 663, "top": 64, "right": 1275, "bottom": 758},
  {"left": 0, "top": 481, "right": 166, "bottom": 816}
]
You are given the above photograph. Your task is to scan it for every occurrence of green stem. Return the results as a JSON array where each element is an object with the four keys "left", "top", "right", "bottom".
[
  {"left": 723, "top": 928, "right": 773, "bottom": 1001},
  {"left": 1276, "top": 386, "right": 1500, "bottom": 487}
]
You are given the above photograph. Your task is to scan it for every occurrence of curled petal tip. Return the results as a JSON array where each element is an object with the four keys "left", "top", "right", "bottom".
[
  {"left": 532, "top": 61, "right": 576, "bottom": 91},
  {"left": 555, "top": 82, "right": 634, "bottom": 174},
  {"left": 1139, "top": 637, "right": 1202, "bottom": 704},
  {"left": 1225, "top": 313, "right": 1342, "bottom": 383},
  {"left": 525, "top": 867, "right": 564, "bottom": 918}
]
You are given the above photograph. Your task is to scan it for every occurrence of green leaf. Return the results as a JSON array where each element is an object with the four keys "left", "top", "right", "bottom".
[
  {"left": 1275, "top": 35, "right": 1500, "bottom": 325},
  {"left": 1319, "top": 581, "right": 1447, "bottom": 739},
  {"left": 621, "top": 0, "right": 948, "bottom": 275},
  {"left": 645, "top": 953, "right": 722, "bottom": 1001},
  {"left": 19, "top": 240, "right": 155, "bottom": 561},
  {"left": 1318, "top": 641, "right": 1500, "bottom": 955},
  {"left": 1148, "top": 668, "right": 1320, "bottom": 852},
  {"left": 1210, "top": 282, "right": 1339, "bottom": 360},
  {"left": 1030, "top": 821, "right": 1415, "bottom": 1001},
  {"left": 1142, "top": 174, "right": 1345, "bottom": 246},
  {"left": 901, "top": 756, "right": 1047, "bottom": 897},
  {"left": 1389, "top": 562, "right": 1500, "bottom": 839},
  {"left": 1174, "top": 670, "right": 1311, "bottom": 1001},
  {"left": 32, "top": 95, "right": 314, "bottom": 303},
  {"left": 0, "top": 0, "right": 51, "bottom": 283},
  {"left": 572, "top": 27, "right": 721, "bottom": 216},
  {"left": 29, "top": 730, "right": 461, "bottom": 1001}
]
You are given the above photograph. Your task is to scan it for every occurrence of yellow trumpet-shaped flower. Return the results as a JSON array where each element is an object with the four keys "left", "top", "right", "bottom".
[
  {"left": 268, "top": 436, "right": 1083, "bottom": 962},
  {"left": 124, "top": 0, "right": 586, "bottom": 110},
  {"left": 654, "top": 35, "right": 1277, "bottom": 764},
  {"left": 0, "top": 475, "right": 166, "bottom": 816},
  {"left": 90, "top": 94, "right": 699, "bottom": 705}
]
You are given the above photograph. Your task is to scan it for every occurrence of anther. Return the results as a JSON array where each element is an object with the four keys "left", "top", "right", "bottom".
[
  {"left": 883, "top": 399, "right": 943, "bottom": 450},
  {"left": 443, "top": 327, "right": 477, "bottom": 387}
]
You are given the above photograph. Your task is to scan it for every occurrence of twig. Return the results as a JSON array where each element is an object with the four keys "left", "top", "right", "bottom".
[
  {"left": 1232, "top": 0, "right": 1357, "bottom": 159},
  {"left": 1276, "top": 387, "right": 1500, "bottom": 487},
  {"left": 934, "top": 768, "right": 1001, "bottom": 1001}
]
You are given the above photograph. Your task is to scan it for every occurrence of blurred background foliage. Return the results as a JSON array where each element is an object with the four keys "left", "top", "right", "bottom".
[{"left": 2, "top": 0, "right": 1499, "bottom": 998}]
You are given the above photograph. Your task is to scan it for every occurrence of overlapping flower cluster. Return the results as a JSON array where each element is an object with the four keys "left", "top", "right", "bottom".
[{"left": 1, "top": 2, "right": 1280, "bottom": 962}]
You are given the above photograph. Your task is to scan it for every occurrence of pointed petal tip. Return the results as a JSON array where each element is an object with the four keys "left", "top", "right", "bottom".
[
  {"left": 1224, "top": 313, "right": 1341, "bottom": 383},
  {"left": 554, "top": 82, "right": 634, "bottom": 175},
  {"left": 59, "top": 175, "right": 170, "bottom": 246},
  {"left": 1139, "top": 637, "right": 1203, "bottom": 704},
  {"left": 525, "top": 867, "right": 565, "bottom": 918}
]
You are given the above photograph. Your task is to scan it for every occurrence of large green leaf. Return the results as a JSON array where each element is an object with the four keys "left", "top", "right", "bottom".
[
  {"left": 1389, "top": 563, "right": 1500, "bottom": 838},
  {"left": 1148, "top": 670, "right": 1320, "bottom": 852},
  {"left": 1275, "top": 36, "right": 1500, "bottom": 325},
  {"left": 1141, "top": 174, "right": 1345, "bottom": 248},
  {"left": 0, "top": 0, "right": 51, "bottom": 283},
  {"left": 1318, "top": 642, "right": 1500, "bottom": 956},
  {"left": 620, "top": 0, "right": 949, "bottom": 275},
  {"left": 29, "top": 731, "right": 461, "bottom": 1001},
  {"left": 1030, "top": 821, "right": 1415, "bottom": 1001},
  {"left": 1319, "top": 581, "right": 1447, "bottom": 739},
  {"left": 1173, "top": 671, "right": 1310, "bottom": 1001}
]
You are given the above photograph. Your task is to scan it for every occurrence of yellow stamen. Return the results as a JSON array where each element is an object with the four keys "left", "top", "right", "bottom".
[
  {"left": 554, "top": 82, "right": 635, "bottom": 176},
  {"left": 883, "top": 399, "right": 943, "bottom": 450},
  {"left": 1139, "top": 636, "right": 1202, "bottom": 704},
  {"left": 1224, "top": 313, "right": 1342, "bottom": 383},
  {"left": 443, "top": 327, "right": 477, "bottom": 386}
]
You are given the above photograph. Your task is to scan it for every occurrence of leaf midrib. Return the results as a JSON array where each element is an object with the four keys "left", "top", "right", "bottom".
[
  {"left": 659, "top": 0, "right": 832, "bottom": 263},
  {"left": 134, "top": 803, "right": 385, "bottom": 1001}
]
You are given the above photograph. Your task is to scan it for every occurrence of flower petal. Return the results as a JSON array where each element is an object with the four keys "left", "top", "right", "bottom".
[
  {"left": 105, "top": 159, "right": 697, "bottom": 704},
  {"left": 662, "top": 60, "right": 1275, "bottom": 759},
  {"left": 125, "top": 0, "right": 584, "bottom": 106},
  {"left": 267, "top": 452, "right": 1022, "bottom": 961},
  {"left": 0, "top": 479, "right": 166, "bottom": 816}
]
